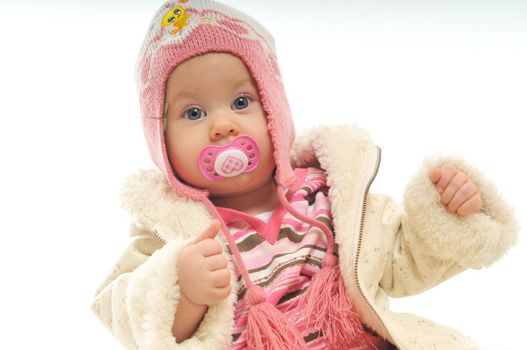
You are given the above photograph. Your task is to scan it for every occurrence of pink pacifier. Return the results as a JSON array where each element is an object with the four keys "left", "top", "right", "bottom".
[{"left": 198, "top": 135, "right": 261, "bottom": 181}]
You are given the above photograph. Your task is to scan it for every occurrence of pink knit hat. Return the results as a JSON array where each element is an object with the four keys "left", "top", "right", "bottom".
[
  {"left": 135, "top": 1, "right": 377, "bottom": 349},
  {"left": 135, "top": 0, "right": 296, "bottom": 201}
]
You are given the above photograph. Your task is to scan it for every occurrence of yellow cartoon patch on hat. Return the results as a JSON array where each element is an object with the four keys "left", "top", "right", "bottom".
[{"left": 162, "top": 5, "right": 191, "bottom": 35}]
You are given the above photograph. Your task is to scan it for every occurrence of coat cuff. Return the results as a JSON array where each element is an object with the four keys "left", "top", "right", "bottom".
[{"left": 403, "top": 154, "right": 519, "bottom": 269}]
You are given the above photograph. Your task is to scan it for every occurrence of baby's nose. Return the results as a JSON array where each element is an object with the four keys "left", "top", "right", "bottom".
[{"left": 210, "top": 120, "right": 240, "bottom": 141}]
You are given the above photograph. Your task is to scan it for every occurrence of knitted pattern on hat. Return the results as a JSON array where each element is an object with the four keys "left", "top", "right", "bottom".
[{"left": 135, "top": 0, "right": 296, "bottom": 200}]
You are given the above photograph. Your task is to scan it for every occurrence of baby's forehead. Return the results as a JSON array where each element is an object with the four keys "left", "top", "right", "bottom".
[
  {"left": 172, "top": 53, "right": 254, "bottom": 78},
  {"left": 167, "top": 54, "right": 259, "bottom": 97}
]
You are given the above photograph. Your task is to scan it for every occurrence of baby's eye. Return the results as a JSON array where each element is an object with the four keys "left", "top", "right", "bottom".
[
  {"left": 232, "top": 96, "right": 251, "bottom": 110},
  {"left": 184, "top": 107, "right": 206, "bottom": 121}
]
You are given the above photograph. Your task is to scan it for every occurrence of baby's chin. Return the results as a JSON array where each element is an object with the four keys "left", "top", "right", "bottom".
[
  {"left": 206, "top": 172, "right": 275, "bottom": 198},
  {"left": 173, "top": 162, "right": 276, "bottom": 198}
]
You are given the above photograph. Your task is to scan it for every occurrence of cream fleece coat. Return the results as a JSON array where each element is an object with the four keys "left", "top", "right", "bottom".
[{"left": 91, "top": 125, "right": 518, "bottom": 350}]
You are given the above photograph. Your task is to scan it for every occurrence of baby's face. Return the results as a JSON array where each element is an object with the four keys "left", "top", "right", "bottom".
[{"left": 165, "top": 52, "right": 276, "bottom": 198}]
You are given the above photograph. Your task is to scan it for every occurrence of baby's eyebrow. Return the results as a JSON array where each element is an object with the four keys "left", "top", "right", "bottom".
[
  {"left": 235, "top": 77, "right": 252, "bottom": 85},
  {"left": 169, "top": 90, "right": 197, "bottom": 101},
  {"left": 168, "top": 78, "right": 256, "bottom": 104}
]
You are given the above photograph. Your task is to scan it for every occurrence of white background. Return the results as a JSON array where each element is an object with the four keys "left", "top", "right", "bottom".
[{"left": 0, "top": 0, "right": 525, "bottom": 349}]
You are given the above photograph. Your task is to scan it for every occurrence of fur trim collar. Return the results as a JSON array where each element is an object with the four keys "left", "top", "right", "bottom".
[{"left": 120, "top": 124, "right": 379, "bottom": 243}]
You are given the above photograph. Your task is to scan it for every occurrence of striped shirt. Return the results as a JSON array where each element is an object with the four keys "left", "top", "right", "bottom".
[{"left": 220, "top": 167, "right": 390, "bottom": 349}]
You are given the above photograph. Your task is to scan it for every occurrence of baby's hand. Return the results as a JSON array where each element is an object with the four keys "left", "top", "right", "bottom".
[
  {"left": 177, "top": 220, "right": 232, "bottom": 306},
  {"left": 428, "top": 163, "right": 483, "bottom": 216}
]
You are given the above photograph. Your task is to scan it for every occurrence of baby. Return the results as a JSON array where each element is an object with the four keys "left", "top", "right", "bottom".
[{"left": 91, "top": 1, "right": 518, "bottom": 349}]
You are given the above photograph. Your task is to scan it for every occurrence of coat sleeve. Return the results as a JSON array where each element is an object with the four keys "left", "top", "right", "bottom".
[
  {"left": 89, "top": 224, "right": 166, "bottom": 349},
  {"left": 377, "top": 155, "right": 519, "bottom": 297},
  {"left": 90, "top": 222, "right": 237, "bottom": 350}
]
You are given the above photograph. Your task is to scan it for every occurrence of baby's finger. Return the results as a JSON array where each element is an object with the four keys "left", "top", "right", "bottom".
[
  {"left": 197, "top": 238, "right": 224, "bottom": 257},
  {"left": 211, "top": 284, "right": 231, "bottom": 302},
  {"left": 429, "top": 167, "right": 442, "bottom": 183},
  {"left": 210, "top": 268, "right": 231, "bottom": 288},
  {"left": 191, "top": 220, "right": 220, "bottom": 244},
  {"left": 441, "top": 172, "right": 467, "bottom": 206},
  {"left": 435, "top": 164, "right": 458, "bottom": 193},
  {"left": 447, "top": 181, "right": 478, "bottom": 213},
  {"left": 456, "top": 192, "right": 482, "bottom": 216},
  {"left": 206, "top": 253, "right": 229, "bottom": 271}
]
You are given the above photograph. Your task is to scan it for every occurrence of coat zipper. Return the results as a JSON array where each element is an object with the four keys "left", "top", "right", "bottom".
[
  {"left": 354, "top": 146, "right": 401, "bottom": 349},
  {"left": 151, "top": 229, "right": 167, "bottom": 244}
]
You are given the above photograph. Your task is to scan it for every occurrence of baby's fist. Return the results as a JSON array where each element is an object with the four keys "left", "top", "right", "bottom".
[
  {"left": 177, "top": 220, "right": 232, "bottom": 306},
  {"left": 429, "top": 163, "right": 482, "bottom": 216}
]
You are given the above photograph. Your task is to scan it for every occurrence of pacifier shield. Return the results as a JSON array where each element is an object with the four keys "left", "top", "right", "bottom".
[{"left": 198, "top": 135, "right": 261, "bottom": 181}]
